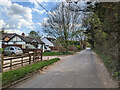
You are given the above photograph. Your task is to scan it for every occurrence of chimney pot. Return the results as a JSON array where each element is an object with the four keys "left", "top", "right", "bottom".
[{"left": 22, "top": 33, "right": 25, "bottom": 36}]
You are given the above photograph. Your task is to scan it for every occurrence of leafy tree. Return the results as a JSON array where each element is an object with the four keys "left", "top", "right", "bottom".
[
  {"left": 82, "top": 1, "right": 120, "bottom": 81},
  {"left": 29, "top": 31, "right": 41, "bottom": 39}
]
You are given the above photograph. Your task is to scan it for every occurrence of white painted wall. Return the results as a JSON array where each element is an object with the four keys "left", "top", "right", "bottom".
[
  {"left": 16, "top": 36, "right": 22, "bottom": 41},
  {"left": 12, "top": 36, "right": 23, "bottom": 41},
  {"left": 43, "top": 44, "right": 45, "bottom": 52},
  {"left": 8, "top": 42, "right": 14, "bottom": 44},
  {"left": 8, "top": 36, "right": 25, "bottom": 45},
  {"left": 38, "top": 44, "right": 41, "bottom": 49},
  {"left": 16, "top": 42, "right": 25, "bottom": 44},
  {"left": 38, "top": 44, "right": 45, "bottom": 52}
]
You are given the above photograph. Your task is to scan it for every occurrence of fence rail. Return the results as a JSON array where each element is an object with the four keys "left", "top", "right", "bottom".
[{"left": 1, "top": 49, "right": 43, "bottom": 72}]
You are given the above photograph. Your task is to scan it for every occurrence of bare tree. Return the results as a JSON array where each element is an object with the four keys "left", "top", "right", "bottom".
[{"left": 42, "top": 1, "right": 83, "bottom": 53}]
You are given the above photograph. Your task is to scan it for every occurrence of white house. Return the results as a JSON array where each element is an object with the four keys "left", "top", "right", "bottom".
[{"left": 2, "top": 34, "right": 45, "bottom": 51}]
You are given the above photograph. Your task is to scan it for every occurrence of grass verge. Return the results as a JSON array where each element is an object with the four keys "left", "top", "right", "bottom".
[
  {"left": 43, "top": 51, "right": 73, "bottom": 56},
  {"left": 2, "top": 58, "right": 60, "bottom": 86},
  {"left": 93, "top": 50, "right": 119, "bottom": 79}
]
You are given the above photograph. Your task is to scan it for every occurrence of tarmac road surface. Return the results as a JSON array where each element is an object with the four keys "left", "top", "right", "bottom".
[{"left": 13, "top": 49, "right": 118, "bottom": 88}]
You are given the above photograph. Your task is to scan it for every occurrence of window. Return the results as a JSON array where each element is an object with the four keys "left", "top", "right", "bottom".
[
  {"left": 25, "top": 46, "right": 29, "bottom": 49},
  {"left": 14, "top": 42, "right": 16, "bottom": 44},
  {"left": 10, "top": 47, "right": 14, "bottom": 50},
  {"left": 4, "top": 47, "right": 9, "bottom": 50},
  {"left": 17, "top": 48, "right": 21, "bottom": 50}
]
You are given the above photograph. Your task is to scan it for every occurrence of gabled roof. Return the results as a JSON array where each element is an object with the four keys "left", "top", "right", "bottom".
[
  {"left": 2, "top": 33, "right": 16, "bottom": 40},
  {"left": 42, "top": 38, "right": 54, "bottom": 46},
  {"left": 36, "top": 38, "right": 45, "bottom": 44},
  {"left": 7, "top": 34, "right": 44, "bottom": 44}
]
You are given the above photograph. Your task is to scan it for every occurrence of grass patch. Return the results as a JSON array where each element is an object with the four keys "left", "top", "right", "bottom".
[
  {"left": 43, "top": 51, "right": 73, "bottom": 56},
  {"left": 2, "top": 58, "right": 60, "bottom": 86},
  {"left": 93, "top": 50, "right": 119, "bottom": 78}
]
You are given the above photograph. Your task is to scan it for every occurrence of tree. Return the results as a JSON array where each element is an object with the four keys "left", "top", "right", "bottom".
[
  {"left": 29, "top": 30, "right": 41, "bottom": 39},
  {"left": 82, "top": 1, "right": 120, "bottom": 82},
  {"left": 42, "top": 2, "right": 82, "bottom": 53}
]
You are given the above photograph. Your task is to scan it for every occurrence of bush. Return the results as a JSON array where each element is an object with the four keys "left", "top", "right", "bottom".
[
  {"left": 77, "top": 45, "right": 81, "bottom": 50},
  {"left": 0, "top": 48, "right": 3, "bottom": 53}
]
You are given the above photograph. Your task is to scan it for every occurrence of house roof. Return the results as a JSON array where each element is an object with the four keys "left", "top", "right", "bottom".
[
  {"left": 46, "top": 37, "right": 56, "bottom": 42},
  {"left": 2, "top": 33, "right": 16, "bottom": 40},
  {"left": 7, "top": 34, "right": 44, "bottom": 44},
  {"left": 36, "top": 38, "right": 44, "bottom": 44},
  {"left": 42, "top": 38, "right": 54, "bottom": 47}
]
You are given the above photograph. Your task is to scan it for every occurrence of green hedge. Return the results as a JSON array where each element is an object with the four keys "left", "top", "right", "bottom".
[
  {"left": 43, "top": 51, "right": 73, "bottom": 56},
  {"left": 94, "top": 50, "right": 119, "bottom": 78},
  {"left": 2, "top": 58, "right": 60, "bottom": 86}
]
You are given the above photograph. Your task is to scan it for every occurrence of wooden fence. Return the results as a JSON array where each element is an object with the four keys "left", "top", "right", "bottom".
[{"left": 1, "top": 49, "right": 43, "bottom": 72}]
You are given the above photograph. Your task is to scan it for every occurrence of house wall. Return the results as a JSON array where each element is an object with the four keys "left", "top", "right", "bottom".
[
  {"left": 38, "top": 44, "right": 41, "bottom": 49},
  {"left": 8, "top": 36, "right": 26, "bottom": 45},
  {"left": 43, "top": 44, "right": 45, "bottom": 52},
  {"left": 38, "top": 44, "right": 45, "bottom": 52}
]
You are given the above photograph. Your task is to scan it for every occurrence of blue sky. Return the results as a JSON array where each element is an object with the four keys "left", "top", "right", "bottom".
[{"left": 0, "top": 0, "right": 60, "bottom": 36}]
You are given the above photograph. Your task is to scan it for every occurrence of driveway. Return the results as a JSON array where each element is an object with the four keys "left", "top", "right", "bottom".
[{"left": 12, "top": 49, "right": 118, "bottom": 88}]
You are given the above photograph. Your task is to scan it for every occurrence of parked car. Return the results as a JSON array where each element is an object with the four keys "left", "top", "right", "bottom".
[
  {"left": 22, "top": 44, "right": 36, "bottom": 53},
  {"left": 4, "top": 46, "right": 23, "bottom": 55}
]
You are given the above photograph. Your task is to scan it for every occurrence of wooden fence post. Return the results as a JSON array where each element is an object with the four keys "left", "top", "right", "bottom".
[
  {"left": 33, "top": 52, "right": 34, "bottom": 63},
  {"left": 34, "top": 51, "right": 36, "bottom": 63},
  {"left": 1, "top": 54, "right": 4, "bottom": 73},
  {"left": 21, "top": 55, "right": 23, "bottom": 67},
  {"left": 29, "top": 53, "right": 31, "bottom": 64},
  {"left": 10, "top": 59, "right": 12, "bottom": 70},
  {"left": 33, "top": 50, "right": 36, "bottom": 63},
  {"left": 41, "top": 49, "right": 43, "bottom": 61},
  {"left": 38, "top": 51, "right": 39, "bottom": 61}
]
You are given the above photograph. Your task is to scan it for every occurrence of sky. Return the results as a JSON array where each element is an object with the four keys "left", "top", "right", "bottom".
[{"left": 0, "top": 0, "right": 60, "bottom": 36}]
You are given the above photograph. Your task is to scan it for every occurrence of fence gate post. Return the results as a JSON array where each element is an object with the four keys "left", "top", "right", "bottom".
[
  {"left": 29, "top": 53, "right": 31, "bottom": 64},
  {"left": 21, "top": 55, "right": 23, "bottom": 67},
  {"left": 34, "top": 51, "right": 36, "bottom": 63},
  {"left": 1, "top": 54, "right": 4, "bottom": 73},
  {"left": 38, "top": 51, "right": 39, "bottom": 61},
  {"left": 10, "top": 59, "right": 12, "bottom": 70},
  {"left": 33, "top": 50, "right": 36, "bottom": 63},
  {"left": 41, "top": 49, "right": 43, "bottom": 61}
]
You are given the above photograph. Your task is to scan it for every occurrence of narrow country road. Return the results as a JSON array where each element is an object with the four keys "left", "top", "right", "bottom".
[{"left": 13, "top": 49, "right": 118, "bottom": 88}]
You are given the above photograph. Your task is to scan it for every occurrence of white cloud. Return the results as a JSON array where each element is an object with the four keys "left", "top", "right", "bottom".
[
  {"left": 4, "top": 29, "right": 23, "bottom": 35},
  {"left": 32, "top": 8, "right": 45, "bottom": 14},
  {"left": 43, "top": 18, "right": 48, "bottom": 22},
  {"left": 0, "top": 0, "right": 12, "bottom": 7},
  {"left": 42, "top": 18, "right": 49, "bottom": 25},
  {"left": 43, "top": 3, "right": 48, "bottom": 6},
  {"left": 4, "top": 3, "right": 35, "bottom": 29},
  {"left": 0, "top": 20, "right": 6, "bottom": 29},
  {"left": 0, "top": 20, "right": 10, "bottom": 29},
  {"left": 6, "top": 25, "right": 9, "bottom": 28},
  {"left": 37, "top": 23, "right": 42, "bottom": 26}
]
